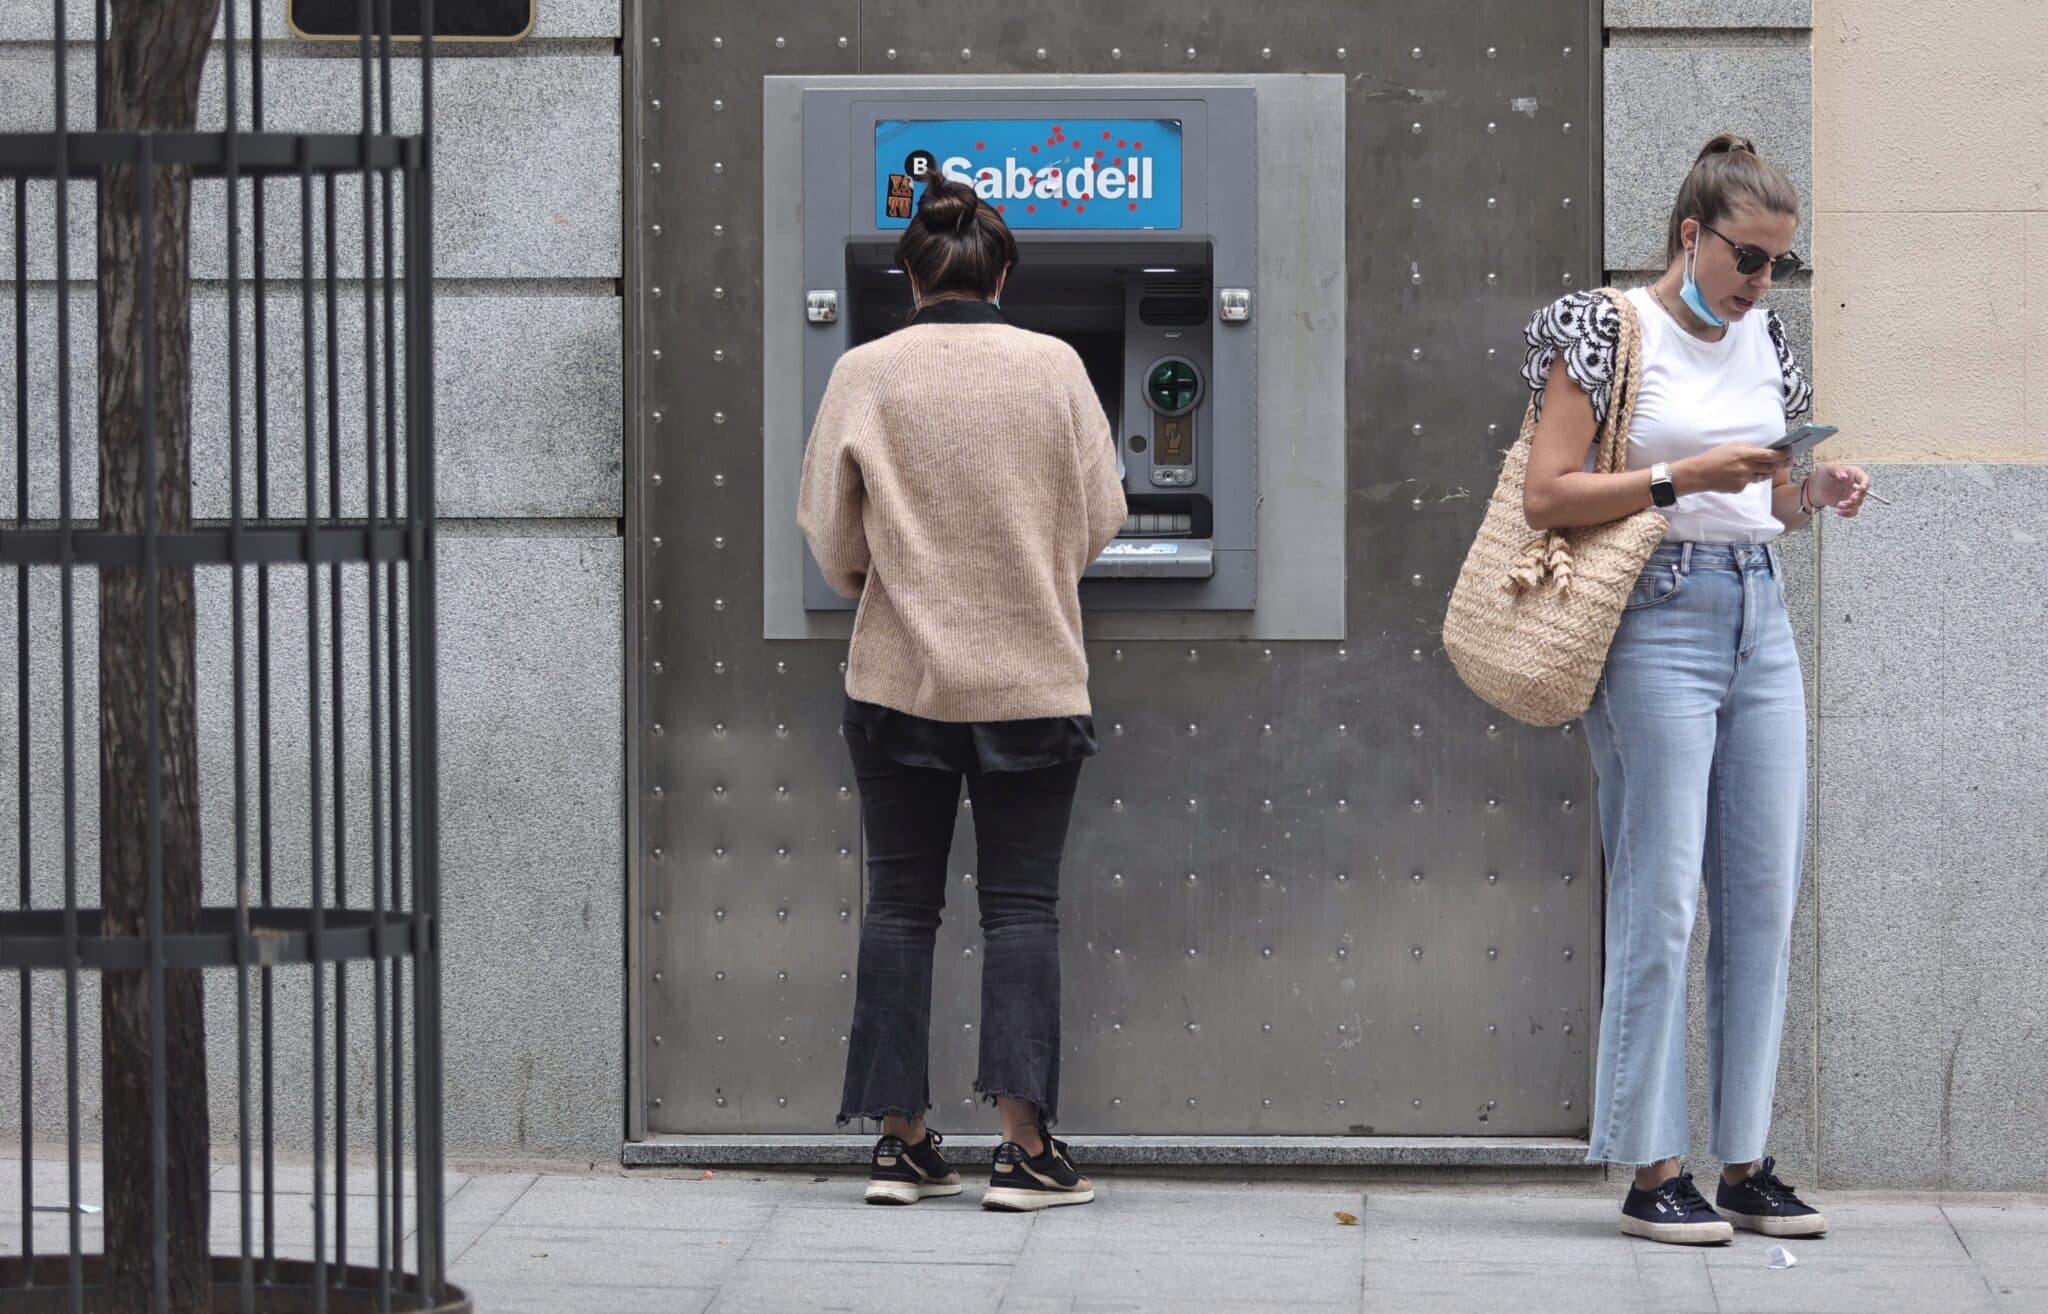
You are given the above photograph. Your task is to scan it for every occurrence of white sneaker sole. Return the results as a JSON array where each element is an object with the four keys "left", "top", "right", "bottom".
[
  {"left": 864, "top": 1180, "right": 963, "bottom": 1206},
  {"left": 1621, "top": 1214, "right": 1735, "bottom": 1245},
  {"left": 1719, "top": 1207, "right": 1827, "bottom": 1237},
  {"left": 981, "top": 1185, "right": 1095, "bottom": 1212}
]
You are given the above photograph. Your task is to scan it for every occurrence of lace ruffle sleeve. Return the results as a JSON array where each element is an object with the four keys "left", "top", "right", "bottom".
[
  {"left": 1521, "top": 290, "right": 1620, "bottom": 427},
  {"left": 1765, "top": 307, "right": 1813, "bottom": 419}
]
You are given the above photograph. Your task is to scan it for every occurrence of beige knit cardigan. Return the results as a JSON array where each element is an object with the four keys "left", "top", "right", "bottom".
[{"left": 797, "top": 314, "right": 1128, "bottom": 722}]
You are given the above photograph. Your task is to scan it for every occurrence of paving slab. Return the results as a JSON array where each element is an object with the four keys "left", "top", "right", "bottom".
[
  {"left": 704, "top": 1259, "right": 1012, "bottom": 1314},
  {"left": 1006, "top": 1185, "right": 1367, "bottom": 1309},
  {"left": 744, "top": 1202, "right": 1034, "bottom": 1266},
  {"left": 441, "top": 1172, "right": 541, "bottom": 1264},
  {"left": 206, "top": 1159, "right": 472, "bottom": 1201},
  {"left": 1629, "top": 1247, "right": 1720, "bottom": 1312},
  {"left": 1942, "top": 1203, "right": 2048, "bottom": 1294},
  {"left": 491, "top": 1170, "right": 788, "bottom": 1234},
  {"left": 1702, "top": 1259, "right": 1999, "bottom": 1314},
  {"left": 455, "top": 1281, "right": 719, "bottom": 1314},
  {"left": 1361, "top": 1260, "right": 1692, "bottom": 1314},
  {"left": 1363, "top": 1190, "right": 1642, "bottom": 1266},
  {"left": 448, "top": 1222, "right": 752, "bottom": 1293}
]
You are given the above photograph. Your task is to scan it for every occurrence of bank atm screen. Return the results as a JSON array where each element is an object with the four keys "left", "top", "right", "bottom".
[
  {"left": 1064, "top": 331, "right": 1124, "bottom": 439},
  {"left": 841, "top": 261, "right": 1128, "bottom": 438}
]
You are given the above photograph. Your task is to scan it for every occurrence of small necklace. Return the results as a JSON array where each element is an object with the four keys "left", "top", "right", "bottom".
[{"left": 1651, "top": 280, "right": 1722, "bottom": 341}]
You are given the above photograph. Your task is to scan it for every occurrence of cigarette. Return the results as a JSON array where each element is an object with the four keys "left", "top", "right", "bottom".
[{"left": 1861, "top": 487, "right": 1893, "bottom": 506}]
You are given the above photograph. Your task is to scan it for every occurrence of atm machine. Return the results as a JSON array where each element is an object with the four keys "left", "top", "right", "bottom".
[{"left": 795, "top": 88, "right": 1258, "bottom": 611}]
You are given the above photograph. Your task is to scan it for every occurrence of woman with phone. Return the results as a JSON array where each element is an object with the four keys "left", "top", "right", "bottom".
[{"left": 1519, "top": 135, "right": 1870, "bottom": 1244}]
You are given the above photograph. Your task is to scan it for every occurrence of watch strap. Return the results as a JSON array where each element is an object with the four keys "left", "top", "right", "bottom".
[{"left": 1649, "top": 462, "right": 1677, "bottom": 509}]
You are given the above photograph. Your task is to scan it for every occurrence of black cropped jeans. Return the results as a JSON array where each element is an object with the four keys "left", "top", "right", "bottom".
[{"left": 836, "top": 717, "right": 1083, "bottom": 1129}]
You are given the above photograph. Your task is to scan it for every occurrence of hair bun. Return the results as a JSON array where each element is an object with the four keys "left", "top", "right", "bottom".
[
  {"left": 917, "top": 179, "right": 980, "bottom": 233},
  {"left": 1697, "top": 133, "right": 1758, "bottom": 163}
]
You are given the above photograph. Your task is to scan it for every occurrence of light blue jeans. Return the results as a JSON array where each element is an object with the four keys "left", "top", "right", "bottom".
[{"left": 1579, "top": 541, "right": 1806, "bottom": 1167}]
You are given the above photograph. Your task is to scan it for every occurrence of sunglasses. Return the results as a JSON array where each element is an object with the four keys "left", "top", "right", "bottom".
[{"left": 1698, "top": 222, "right": 1805, "bottom": 281}]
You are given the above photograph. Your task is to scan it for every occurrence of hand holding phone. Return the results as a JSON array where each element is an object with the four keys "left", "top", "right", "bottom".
[
  {"left": 1674, "top": 444, "right": 1792, "bottom": 496},
  {"left": 1769, "top": 422, "right": 1839, "bottom": 460}
]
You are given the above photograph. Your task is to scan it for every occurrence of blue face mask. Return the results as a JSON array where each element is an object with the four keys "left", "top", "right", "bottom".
[{"left": 1679, "top": 239, "right": 1726, "bottom": 328}]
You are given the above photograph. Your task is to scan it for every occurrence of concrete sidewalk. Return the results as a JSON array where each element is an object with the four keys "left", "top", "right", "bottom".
[{"left": 6, "top": 1156, "right": 2047, "bottom": 1312}]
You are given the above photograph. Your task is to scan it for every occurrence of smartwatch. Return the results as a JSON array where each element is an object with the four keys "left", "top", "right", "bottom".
[{"left": 1649, "top": 462, "right": 1678, "bottom": 509}]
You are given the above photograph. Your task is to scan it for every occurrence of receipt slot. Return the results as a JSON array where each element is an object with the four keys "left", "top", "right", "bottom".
[{"left": 795, "top": 86, "right": 1258, "bottom": 611}]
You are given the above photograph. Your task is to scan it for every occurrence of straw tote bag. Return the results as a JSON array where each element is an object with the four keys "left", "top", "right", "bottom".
[{"left": 1443, "top": 288, "right": 1668, "bottom": 727}]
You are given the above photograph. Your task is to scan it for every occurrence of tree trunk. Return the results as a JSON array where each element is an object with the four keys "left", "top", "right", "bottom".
[{"left": 97, "top": 1, "right": 221, "bottom": 1309}]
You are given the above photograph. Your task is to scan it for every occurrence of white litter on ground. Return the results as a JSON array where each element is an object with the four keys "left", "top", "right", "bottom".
[{"left": 1767, "top": 1244, "right": 1799, "bottom": 1270}]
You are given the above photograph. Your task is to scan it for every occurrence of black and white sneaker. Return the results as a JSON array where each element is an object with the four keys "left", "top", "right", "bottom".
[
  {"left": 1716, "top": 1156, "right": 1828, "bottom": 1237},
  {"left": 981, "top": 1137, "right": 1095, "bottom": 1212},
  {"left": 1620, "top": 1170, "right": 1735, "bottom": 1245},
  {"left": 863, "top": 1131, "right": 964, "bottom": 1205}
]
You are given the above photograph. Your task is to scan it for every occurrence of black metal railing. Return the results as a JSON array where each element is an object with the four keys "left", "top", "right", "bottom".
[{"left": 2, "top": 1, "right": 457, "bottom": 1310}]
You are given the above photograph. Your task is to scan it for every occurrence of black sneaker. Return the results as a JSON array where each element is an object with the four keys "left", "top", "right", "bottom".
[
  {"left": 1620, "top": 1170, "right": 1735, "bottom": 1244},
  {"left": 981, "top": 1136, "right": 1095, "bottom": 1212},
  {"left": 863, "top": 1130, "right": 964, "bottom": 1205},
  {"left": 1716, "top": 1156, "right": 1828, "bottom": 1237}
]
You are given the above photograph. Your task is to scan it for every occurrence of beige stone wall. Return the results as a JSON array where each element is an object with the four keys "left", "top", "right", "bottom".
[{"left": 1813, "top": 0, "right": 2047, "bottom": 462}]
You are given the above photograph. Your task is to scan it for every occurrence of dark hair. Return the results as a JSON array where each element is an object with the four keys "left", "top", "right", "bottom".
[
  {"left": 1664, "top": 134, "right": 1800, "bottom": 262},
  {"left": 893, "top": 178, "right": 1018, "bottom": 302}
]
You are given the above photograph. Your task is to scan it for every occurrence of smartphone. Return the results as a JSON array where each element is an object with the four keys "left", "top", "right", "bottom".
[{"left": 1769, "top": 422, "right": 1838, "bottom": 459}]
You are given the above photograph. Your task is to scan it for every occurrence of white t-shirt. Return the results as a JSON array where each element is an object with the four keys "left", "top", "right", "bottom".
[
  {"left": 1624, "top": 286, "right": 1790, "bottom": 544},
  {"left": 1522, "top": 287, "right": 1812, "bottom": 545}
]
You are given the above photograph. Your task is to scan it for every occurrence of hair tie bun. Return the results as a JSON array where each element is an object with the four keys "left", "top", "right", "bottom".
[
  {"left": 1698, "top": 132, "right": 1757, "bottom": 162},
  {"left": 914, "top": 178, "right": 981, "bottom": 232}
]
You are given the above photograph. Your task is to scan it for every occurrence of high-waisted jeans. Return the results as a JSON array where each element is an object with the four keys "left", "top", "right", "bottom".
[
  {"left": 836, "top": 719, "right": 1082, "bottom": 1128},
  {"left": 1579, "top": 541, "right": 1806, "bottom": 1166}
]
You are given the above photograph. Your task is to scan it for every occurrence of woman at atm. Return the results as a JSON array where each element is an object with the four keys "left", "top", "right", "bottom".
[{"left": 799, "top": 177, "right": 1127, "bottom": 1211}]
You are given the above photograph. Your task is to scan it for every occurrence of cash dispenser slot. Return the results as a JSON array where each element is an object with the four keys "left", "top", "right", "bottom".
[
  {"left": 1120, "top": 493, "right": 1209, "bottom": 538},
  {"left": 1099, "top": 493, "right": 1213, "bottom": 578}
]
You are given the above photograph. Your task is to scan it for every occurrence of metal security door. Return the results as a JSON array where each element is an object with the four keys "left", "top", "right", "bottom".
[{"left": 631, "top": 0, "right": 1602, "bottom": 1140}]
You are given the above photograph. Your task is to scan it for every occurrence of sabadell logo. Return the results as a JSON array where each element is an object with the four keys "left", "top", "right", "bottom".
[
  {"left": 913, "top": 125, "right": 1160, "bottom": 213},
  {"left": 940, "top": 153, "right": 1159, "bottom": 207}
]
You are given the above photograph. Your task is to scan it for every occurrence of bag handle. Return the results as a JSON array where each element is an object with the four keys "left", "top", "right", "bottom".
[{"left": 1591, "top": 288, "right": 1644, "bottom": 476}]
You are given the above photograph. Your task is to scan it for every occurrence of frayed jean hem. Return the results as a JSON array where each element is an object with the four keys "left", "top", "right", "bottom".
[
  {"left": 973, "top": 1080, "right": 1056, "bottom": 1131},
  {"left": 835, "top": 1103, "right": 931, "bottom": 1129}
]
